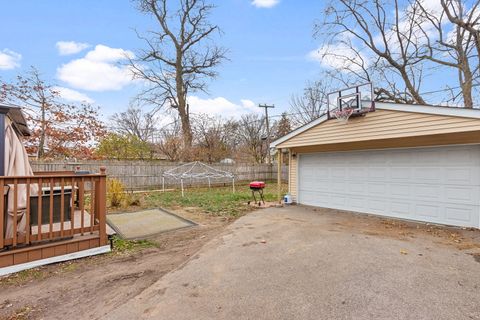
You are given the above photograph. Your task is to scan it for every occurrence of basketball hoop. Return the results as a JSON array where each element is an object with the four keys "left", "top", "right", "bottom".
[
  {"left": 332, "top": 107, "right": 354, "bottom": 124},
  {"left": 327, "top": 83, "right": 375, "bottom": 122}
]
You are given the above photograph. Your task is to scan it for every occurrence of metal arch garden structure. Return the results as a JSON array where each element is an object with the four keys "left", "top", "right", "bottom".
[{"left": 161, "top": 161, "right": 236, "bottom": 197}]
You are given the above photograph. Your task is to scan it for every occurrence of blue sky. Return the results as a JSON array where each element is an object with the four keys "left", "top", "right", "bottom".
[
  {"left": 0, "top": 0, "right": 470, "bottom": 121},
  {"left": 0, "top": 0, "right": 327, "bottom": 120}
]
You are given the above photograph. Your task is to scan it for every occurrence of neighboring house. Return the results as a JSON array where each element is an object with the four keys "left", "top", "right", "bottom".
[{"left": 271, "top": 98, "right": 480, "bottom": 229}]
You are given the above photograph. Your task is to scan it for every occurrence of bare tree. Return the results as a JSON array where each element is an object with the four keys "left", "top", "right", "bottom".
[
  {"left": 319, "top": 0, "right": 427, "bottom": 104},
  {"left": 192, "top": 114, "right": 232, "bottom": 163},
  {"left": 235, "top": 114, "right": 267, "bottom": 164},
  {"left": 130, "top": 0, "right": 227, "bottom": 149},
  {"left": 416, "top": 0, "right": 480, "bottom": 108},
  {"left": 111, "top": 106, "right": 157, "bottom": 142},
  {"left": 289, "top": 81, "right": 329, "bottom": 126},
  {"left": 415, "top": 0, "right": 479, "bottom": 108},
  {"left": 441, "top": 0, "right": 480, "bottom": 68},
  {"left": 222, "top": 119, "right": 241, "bottom": 156},
  {"left": 154, "top": 117, "right": 183, "bottom": 161}
]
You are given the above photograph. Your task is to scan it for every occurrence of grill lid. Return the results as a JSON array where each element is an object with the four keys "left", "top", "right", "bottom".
[{"left": 249, "top": 181, "right": 265, "bottom": 188}]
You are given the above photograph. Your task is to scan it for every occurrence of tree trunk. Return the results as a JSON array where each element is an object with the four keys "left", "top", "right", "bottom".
[
  {"left": 178, "top": 105, "right": 192, "bottom": 147},
  {"left": 176, "top": 88, "right": 192, "bottom": 148},
  {"left": 37, "top": 103, "right": 46, "bottom": 158},
  {"left": 473, "top": 33, "right": 480, "bottom": 69},
  {"left": 457, "top": 29, "right": 474, "bottom": 109},
  {"left": 175, "top": 53, "right": 193, "bottom": 151},
  {"left": 459, "top": 68, "right": 474, "bottom": 109}
]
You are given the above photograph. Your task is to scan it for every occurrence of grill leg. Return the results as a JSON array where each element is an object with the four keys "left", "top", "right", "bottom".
[
  {"left": 248, "top": 190, "right": 256, "bottom": 205},
  {"left": 259, "top": 189, "right": 265, "bottom": 205},
  {"left": 249, "top": 188, "right": 265, "bottom": 206}
]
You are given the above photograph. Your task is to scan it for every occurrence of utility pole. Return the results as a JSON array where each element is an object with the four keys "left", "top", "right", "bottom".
[{"left": 258, "top": 103, "right": 275, "bottom": 165}]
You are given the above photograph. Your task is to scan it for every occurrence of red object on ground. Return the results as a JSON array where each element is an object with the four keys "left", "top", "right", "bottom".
[
  {"left": 249, "top": 181, "right": 265, "bottom": 189},
  {"left": 249, "top": 181, "right": 265, "bottom": 206}
]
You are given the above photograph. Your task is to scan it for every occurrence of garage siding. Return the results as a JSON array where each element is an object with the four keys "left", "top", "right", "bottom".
[
  {"left": 279, "top": 110, "right": 480, "bottom": 149},
  {"left": 297, "top": 145, "right": 480, "bottom": 228},
  {"left": 289, "top": 153, "right": 297, "bottom": 201}
]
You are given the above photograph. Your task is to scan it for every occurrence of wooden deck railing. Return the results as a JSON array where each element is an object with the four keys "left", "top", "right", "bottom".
[{"left": 0, "top": 167, "right": 107, "bottom": 251}]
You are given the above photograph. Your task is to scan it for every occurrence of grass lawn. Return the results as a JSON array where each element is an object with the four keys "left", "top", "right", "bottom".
[{"left": 142, "top": 182, "right": 288, "bottom": 217}]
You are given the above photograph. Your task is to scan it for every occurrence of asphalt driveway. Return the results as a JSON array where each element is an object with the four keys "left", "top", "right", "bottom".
[{"left": 107, "top": 206, "right": 480, "bottom": 320}]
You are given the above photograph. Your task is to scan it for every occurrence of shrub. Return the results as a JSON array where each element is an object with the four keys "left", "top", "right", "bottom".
[
  {"left": 124, "top": 191, "right": 142, "bottom": 207},
  {"left": 107, "top": 178, "right": 126, "bottom": 208}
]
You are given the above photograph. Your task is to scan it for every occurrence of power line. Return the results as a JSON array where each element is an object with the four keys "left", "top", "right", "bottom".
[{"left": 419, "top": 83, "right": 480, "bottom": 96}]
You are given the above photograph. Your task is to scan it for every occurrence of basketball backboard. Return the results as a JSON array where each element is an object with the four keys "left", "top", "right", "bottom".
[{"left": 327, "top": 83, "right": 375, "bottom": 123}]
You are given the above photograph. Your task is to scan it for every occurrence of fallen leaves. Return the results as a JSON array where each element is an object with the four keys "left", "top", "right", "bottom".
[{"left": 400, "top": 249, "right": 408, "bottom": 255}]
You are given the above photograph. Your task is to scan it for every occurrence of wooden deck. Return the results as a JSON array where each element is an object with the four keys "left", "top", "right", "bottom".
[
  {"left": 30, "top": 210, "right": 115, "bottom": 235},
  {"left": 0, "top": 168, "right": 109, "bottom": 273}
]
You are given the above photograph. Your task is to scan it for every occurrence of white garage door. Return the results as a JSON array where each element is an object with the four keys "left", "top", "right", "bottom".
[{"left": 298, "top": 145, "right": 480, "bottom": 228}]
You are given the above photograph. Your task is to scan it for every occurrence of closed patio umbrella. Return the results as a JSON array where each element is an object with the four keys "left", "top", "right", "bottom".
[{"left": 4, "top": 117, "right": 38, "bottom": 239}]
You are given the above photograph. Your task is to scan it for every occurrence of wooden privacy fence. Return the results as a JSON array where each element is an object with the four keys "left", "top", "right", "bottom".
[{"left": 31, "top": 161, "right": 289, "bottom": 190}]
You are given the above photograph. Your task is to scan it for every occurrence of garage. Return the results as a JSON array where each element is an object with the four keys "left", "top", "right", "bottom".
[
  {"left": 271, "top": 96, "right": 480, "bottom": 229},
  {"left": 297, "top": 146, "right": 480, "bottom": 228}
]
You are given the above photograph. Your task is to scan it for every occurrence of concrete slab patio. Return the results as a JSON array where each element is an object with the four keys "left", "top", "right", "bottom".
[
  {"left": 107, "top": 208, "right": 195, "bottom": 239},
  {"left": 107, "top": 206, "right": 480, "bottom": 320}
]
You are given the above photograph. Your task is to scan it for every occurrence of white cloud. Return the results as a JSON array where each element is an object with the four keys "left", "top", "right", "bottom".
[
  {"left": 84, "top": 45, "right": 133, "bottom": 62},
  {"left": 0, "top": 49, "right": 21, "bottom": 70},
  {"left": 251, "top": 0, "right": 279, "bottom": 8},
  {"left": 188, "top": 96, "right": 260, "bottom": 118},
  {"left": 56, "top": 41, "right": 90, "bottom": 55},
  {"left": 418, "top": 0, "right": 444, "bottom": 16},
  {"left": 308, "top": 44, "right": 369, "bottom": 72},
  {"left": 53, "top": 86, "right": 94, "bottom": 103},
  {"left": 57, "top": 44, "right": 135, "bottom": 91}
]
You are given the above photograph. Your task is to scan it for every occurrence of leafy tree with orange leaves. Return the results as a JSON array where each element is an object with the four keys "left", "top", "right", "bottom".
[{"left": 0, "top": 67, "right": 105, "bottom": 159}]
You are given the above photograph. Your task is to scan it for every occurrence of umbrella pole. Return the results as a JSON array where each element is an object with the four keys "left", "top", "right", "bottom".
[{"left": 181, "top": 179, "right": 184, "bottom": 197}]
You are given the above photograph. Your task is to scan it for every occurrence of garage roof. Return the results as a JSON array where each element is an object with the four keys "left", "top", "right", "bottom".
[{"left": 271, "top": 102, "right": 480, "bottom": 150}]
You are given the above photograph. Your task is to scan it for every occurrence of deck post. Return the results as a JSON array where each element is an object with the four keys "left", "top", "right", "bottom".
[
  {"left": 97, "top": 167, "right": 107, "bottom": 245},
  {"left": 0, "top": 111, "right": 5, "bottom": 249},
  {"left": 0, "top": 112, "right": 5, "bottom": 177},
  {"left": 277, "top": 148, "right": 282, "bottom": 203},
  {"left": 0, "top": 178, "right": 4, "bottom": 250}
]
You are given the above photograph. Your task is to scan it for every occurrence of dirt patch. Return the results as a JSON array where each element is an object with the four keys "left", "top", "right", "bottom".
[
  {"left": 470, "top": 253, "right": 480, "bottom": 263},
  {"left": 242, "top": 241, "right": 258, "bottom": 247},
  {"left": 306, "top": 206, "right": 480, "bottom": 251},
  {"left": 0, "top": 208, "right": 231, "bottom": 320},
  {"left": 247, "top": 201, "right": 282, "bottom": 209}
]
